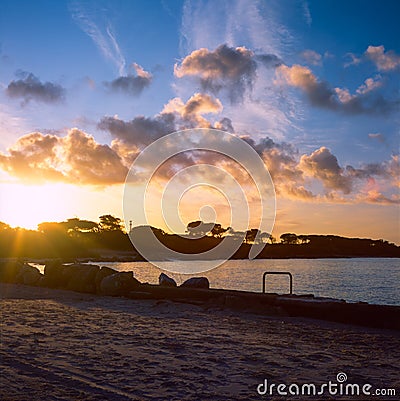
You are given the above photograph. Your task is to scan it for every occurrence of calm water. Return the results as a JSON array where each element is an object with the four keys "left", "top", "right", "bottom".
[{"left": 99, "top": 258, "right": 400, "bottom": 306}]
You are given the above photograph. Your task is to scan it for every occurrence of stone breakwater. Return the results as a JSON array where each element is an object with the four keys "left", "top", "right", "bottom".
[
  {"left": 0, "top": 261, "right": 209, "bottom": 296},
  {"left": 1, "top": 260, "right": 399, "bottom": 331}
]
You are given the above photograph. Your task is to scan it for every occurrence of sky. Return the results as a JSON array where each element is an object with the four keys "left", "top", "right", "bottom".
[{"left": 0, "top": 0, "right": 399, "bottom": 243}]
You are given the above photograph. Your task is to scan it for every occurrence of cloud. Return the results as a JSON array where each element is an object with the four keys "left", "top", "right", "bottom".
[
  {"left": 344, "top": 155, "right": 400, "bottom": 199},
  {"left": 355, "top": 76, "right": 383, "bottom": 94},
  {"left": 95, "top": 127, "right": 400, "bottom": 200},
  {"left": 387, "top": 155, "right": 400, "bottom": 188},
  {"left": 99, "top": 93, "right": 225, "bottom": 151},
  {"left": 242, "top": 136, "right": 302, "bottom": 183},
  {"left": 104, "top": 63, "right": 152, "bottom": 95},
  {"left": 344, "top": 53, "right": 362, "bottom": 68},
  {"left": 302, "top": 1, "right": 312, "bottom": 26},
  {"left": 299, "top": 147, "right": 352, "bottom": 193},
  {"left": 239, "top": 135, "right": 310, "bottom": 199},
  {"left": 214, "top": 117, "right": 234, "bottom": 133},
  {"left": 70, "top": 1, "right": 126, "bottom": 75},
  {"left": 61, "top": 129, "right": 128, "bottom": 184},
  {"left": 0, "top": 127, "right": 397, "bottom": 205},
  {"left": 133, "top": 132, "right": 399, "bottom": 205},
  {"left": 0, "top": 129, "right": 127, "bottom": 185},
  {"left": 365, "top": 45, "right": 400, "bottom": 71},
  {"left": 255, "top": 54, "right": 283, "bottom": 68},
  {"left": 276, "top": 64, "right": 399, "bottom": 115},
  {"left": 344, "top": 46, "right": 400, "bottom": 71},
  {"left": 6, "top": 73, "right": 65, "bottom": 105},
  {"left": 368, "top": 133, "right": 385, "bottom": 143},
  {"left": 178, "top": 1, "right": 294, "bottom": 137},
  {"left": 174, "top": 44, "right": 256, "bottom": 100},
  {"left": 179, "top": 0, "right": 290, "bottom": 58},
  {"left": 284, "top": 185, "right": 315, "bottom": 200},
  {"left": 174, "top": 44, "right": 281, "bottom": 102},
  {"left": 276, "top": 64, "right": 336, "bottom": 108},
  {"left": 162, "top": 93, "right": 223, "bottom": 127},
  {"left": 335, "top": 76, "right": 383, "bottom": 102},
  {"left": 300, "top": 50, "right": 322, "bottom": 66},
  {"left": 297, "top": 147, "right": 399, "bottom": 203},
  {"left": 0, "top": 132, "right": 65, "bottom": 182},
  {"left": 71, "top": 3, "right": 152, "bottom": 95},
  {"left": 98, "top": 113, "right": 176, "bottom": 148},
  {"left": 359, "top": 190, "right": 399, "bottom": 205}
]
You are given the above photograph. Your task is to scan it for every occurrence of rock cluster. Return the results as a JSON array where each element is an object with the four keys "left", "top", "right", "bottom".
[{"left": 0, "top": 261, "right": 209, "bottom": 296}]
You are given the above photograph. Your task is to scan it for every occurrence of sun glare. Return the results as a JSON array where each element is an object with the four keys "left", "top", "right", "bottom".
[{"left": 0, "top": 183, "right": 80, "bottom": 229}]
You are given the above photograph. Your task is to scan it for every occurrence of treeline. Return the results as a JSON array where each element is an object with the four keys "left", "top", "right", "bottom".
[
  {"left": 0, "top": 216, "right": 131, "bottom": 259},
  {"left": 0, "top": 217, "right": 399, "bottom": 259},
  {"left": 256, "top": 234, "right": 400, "bottom": 259}
]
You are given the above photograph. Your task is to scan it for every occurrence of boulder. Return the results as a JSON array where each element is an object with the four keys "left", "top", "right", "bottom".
[
  {"left": 65, "top": 264, "right": 100, "bottom": 293},
  {"left": 43, "top": 262, "right": 100, "bottom": 292},
  {"left": 0, "top": 260, "right": 24, "bottom": 283},
  {"left": 43, "top": 260, "right": 66, "bottom": 288},
  {"left": 16, "top": 264, "right": 43, "bottom": 286},
  {"left": 100, "top": 271, "right": 141, "bottom": 296},
  {"left": 180, "top": 277, "right": 210, "bottom": 289},
  {"left": 159, "top": 272, "right": 177, "bottom": 287},
  {"left": 95, "top": 266, "right": 118, "bottom": 294}
]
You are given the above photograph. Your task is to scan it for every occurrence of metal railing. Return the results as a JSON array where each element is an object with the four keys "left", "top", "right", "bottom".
[{"left": 262, "top": 271, "right": 293, "bottom": 294}]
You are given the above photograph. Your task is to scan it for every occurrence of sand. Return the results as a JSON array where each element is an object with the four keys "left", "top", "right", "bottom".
[{"left": 1, "top": 283, "right": 399, "bottom": 401}]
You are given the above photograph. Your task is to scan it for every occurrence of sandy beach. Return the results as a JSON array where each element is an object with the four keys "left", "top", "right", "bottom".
[{"left": 0, "top": 283, "right": 399, "bottom": 401}]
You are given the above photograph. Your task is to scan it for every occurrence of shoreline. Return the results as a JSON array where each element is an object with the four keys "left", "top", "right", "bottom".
[
  {"left": 1, "top": 283, "right": 399, "bottom": 401},
  {"left": 1, "top": 260, "right": 399, "bottom": 330},
  {"left": 2, "top": 254, "right": 400, "bottom": 266},
  {"left": 8, "top": 257, "right": 400, "bottom": 308}
]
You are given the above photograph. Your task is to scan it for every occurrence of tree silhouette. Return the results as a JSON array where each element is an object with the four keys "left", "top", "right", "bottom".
[
  {"left": 225, "top": 228, "right": 246, "bottom": 241},
  {"left": 186, "top": 221, "right": 229, "bottom": 238},
  {"left": 64, "top": 218, "right": 98, "bottom": 233},
  {"left": 245, "top": 228, "right": 261, "bottom": 244},
  {"left": 38, "top": 221, "right": 66, "bottom": 233},
  {"left": 0, "top": 222, "right": 11, "bottom": 231},
  {"left": 38, "top": 218, "right": 98, "bottom": 235},
  {"left": 280, "top": 233, "right": 299, "bottom": 244},
  {"left": 297, "top": 235, "right": 310, "bottom": 244},
  {"left": 210, "top": 223, "right": 229, "bottom": 238},
  {"left": 0, "top": 216, "right": 399, "bottom": 259},
  {"left": 187, "top": 221, "right": 213, "bottom": 237},
  {"left": 99, "top": 215, "right": 124, "bottom": 232},
  {"left": 260, "top": 232, "right": 272, "bottom": 243}
]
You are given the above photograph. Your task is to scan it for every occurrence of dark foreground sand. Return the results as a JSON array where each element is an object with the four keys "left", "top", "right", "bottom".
[{"left": 1, "top": 284, "right": 399, "bottom": 401}]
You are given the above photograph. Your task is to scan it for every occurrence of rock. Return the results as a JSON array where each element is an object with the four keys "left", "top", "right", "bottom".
[
  {"left": 0, "top": 261, "right": 24, "bottom": 283},
  {"left": 180, "top": 277, "right": 210, "bottom": 289},
  {"left": 100, "top": 271, "right": 141, "bottom": 296},
  {"left": 16, "top": 264, "right": 43, "bottom": 286},
  {"left": 128, "top": 291, "right": 154, "bottom": 299},
  {"left": 95, "top": 266, "right": 118, "bottom": 294},
  {"left": 36, "top": 276, "right": 47, "bottom": 287},
  {"left": 43, "top": 262, "right": 100, "bottom": 292},
  {"left": 65, "top": 264, "right": 100, "bottom": 293},
  {"left": 159, "top": 272, "right": 177, "bottom": 287},
  {"left": 43, "top": 260, "right": 66, "bottom": 288}
]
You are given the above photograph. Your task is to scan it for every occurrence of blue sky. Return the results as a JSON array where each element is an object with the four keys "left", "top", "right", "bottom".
[{"left": 0, "top": 0, "right": 399, "bottom": 243}]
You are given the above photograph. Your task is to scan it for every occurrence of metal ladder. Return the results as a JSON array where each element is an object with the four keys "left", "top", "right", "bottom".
[{"left": 262, "top": 271, "right": 293, "bottom": 294}]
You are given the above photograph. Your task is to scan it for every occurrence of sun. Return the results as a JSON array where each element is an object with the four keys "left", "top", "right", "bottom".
[{"left": 0, "top": 183, "right": 79, "bottom": 229}]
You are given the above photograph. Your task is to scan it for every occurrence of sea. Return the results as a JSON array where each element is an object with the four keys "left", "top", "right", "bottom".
[{"left": 96, "top": 258, "right": 400, "bottom": 306}]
